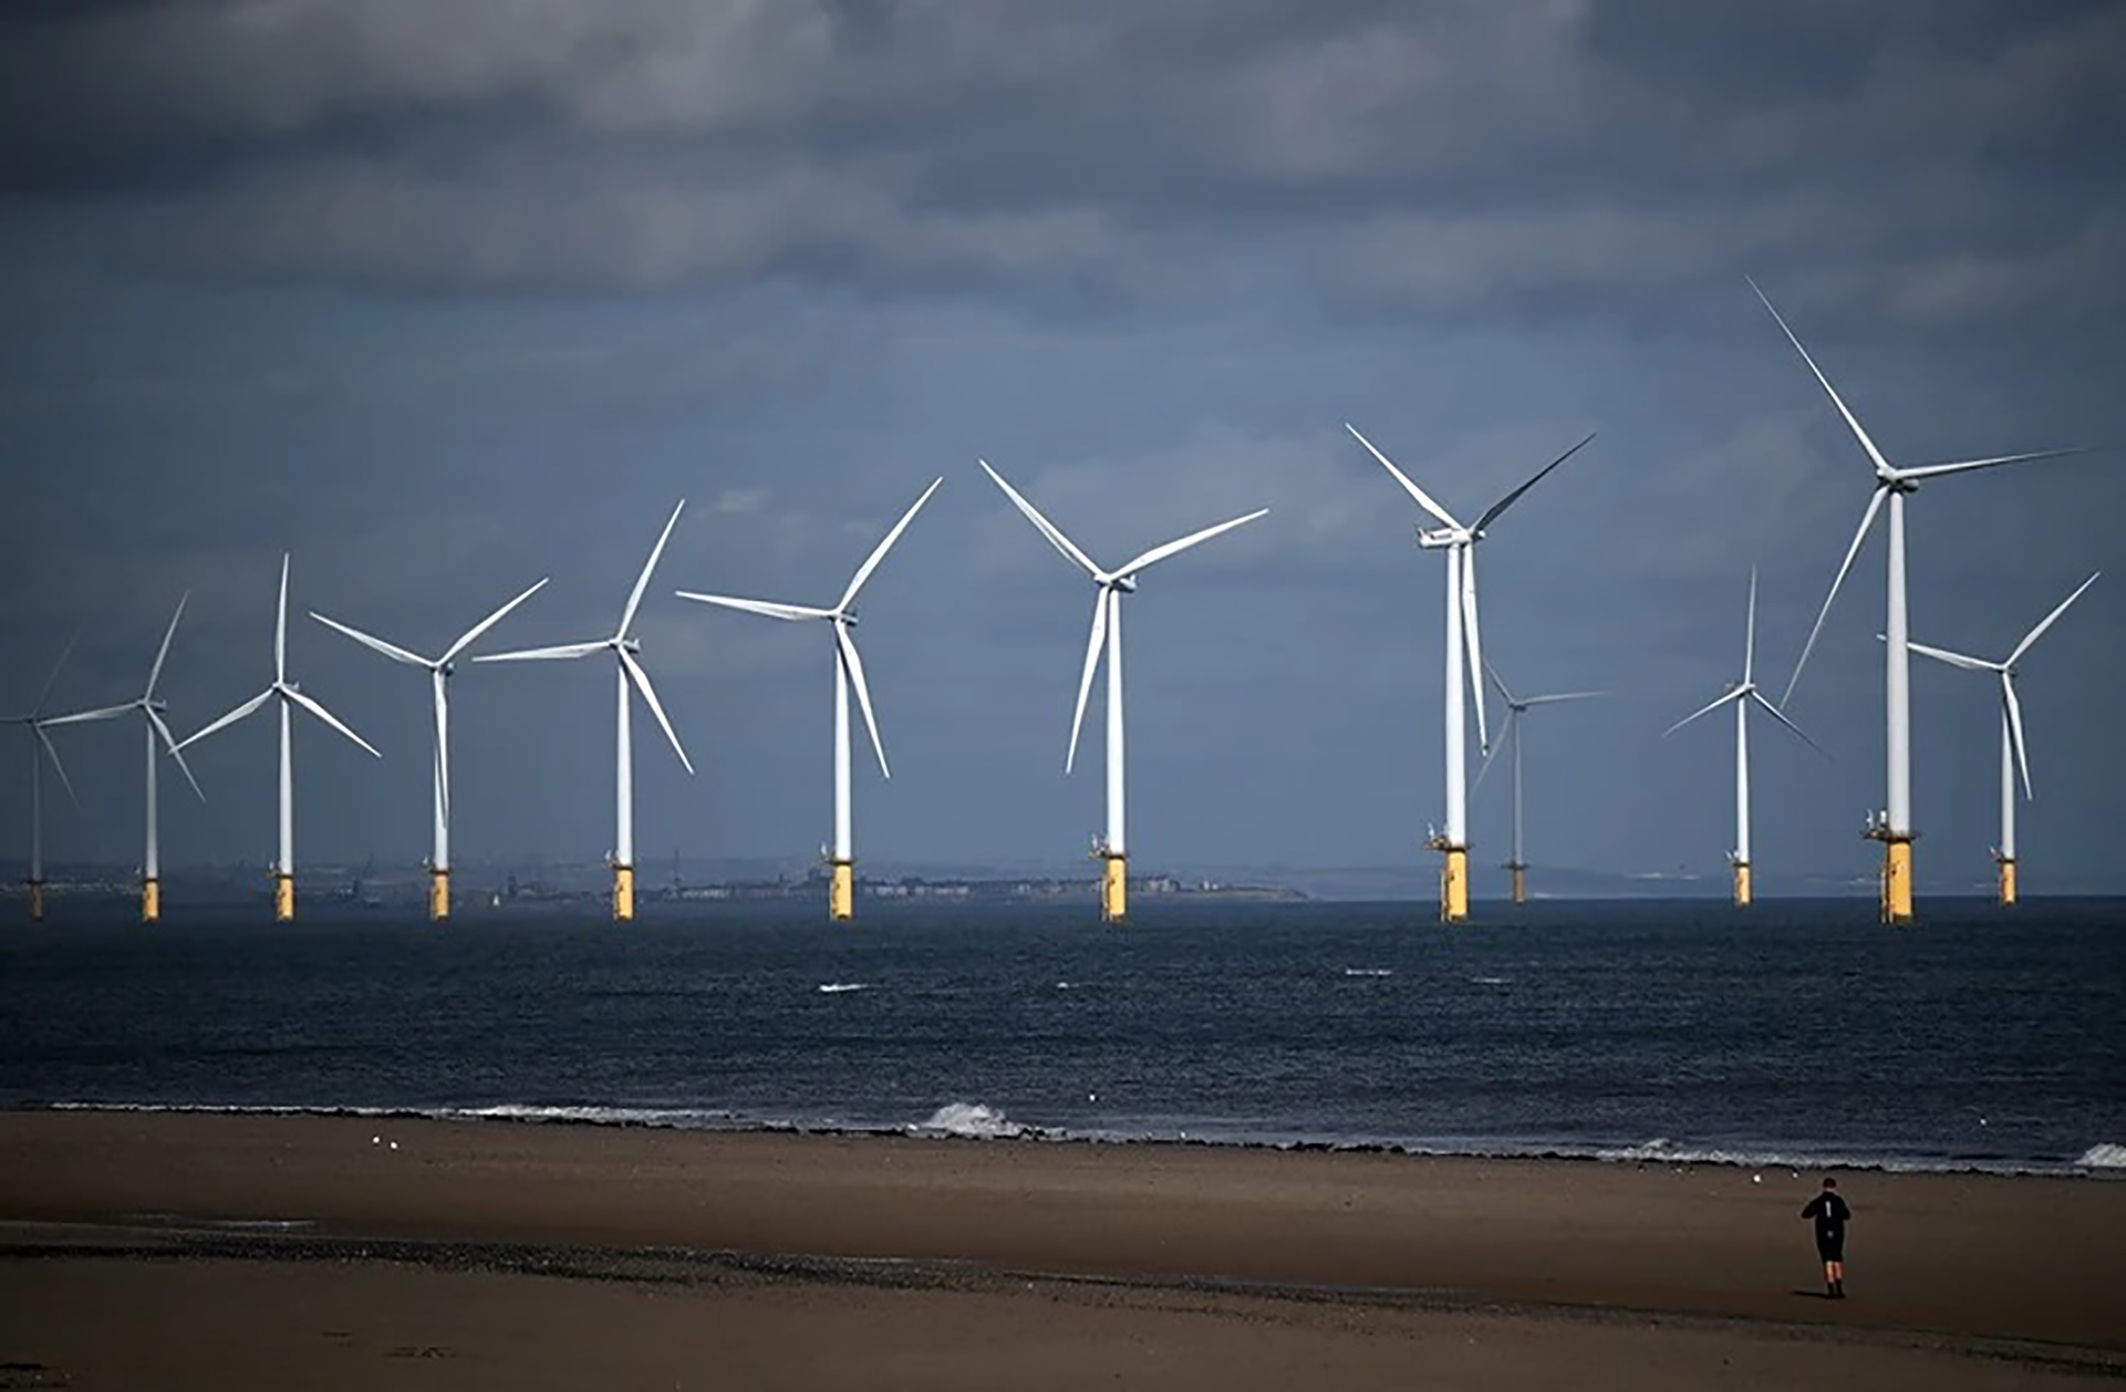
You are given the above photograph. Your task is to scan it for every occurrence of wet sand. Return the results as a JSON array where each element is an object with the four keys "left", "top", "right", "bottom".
[{"left": 1, "top": 1111, "right": 2120, "bottom": 1389}]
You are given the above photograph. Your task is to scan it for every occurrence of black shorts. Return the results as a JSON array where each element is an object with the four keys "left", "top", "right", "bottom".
[{"left": 1816, "top": 1232, "right": 1845, "bottom": 1261}]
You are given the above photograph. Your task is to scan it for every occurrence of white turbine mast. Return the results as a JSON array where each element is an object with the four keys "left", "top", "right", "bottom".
[
  {"left": 475, "top": 501, "right": 692, "bottom": 923},
  {"left": 1345, "top": 422, "right": 1595, "bottom": 922},
  {"left": 1664, "top": 567, "right": 1824, "bottom": 907},
  {"left": 310, "top": 576, "right": 548, "bottom": 922},
  {"left": 7, "top": 636, "right": 101, "bottom": 923},
  {"left": 1908, "top": 571, "right": 2098, "bottom": 907},
  {"left": 1471, "top": 659, "right": 1601, "bottom": 906},
  {"left": 39, "top": 595, "right": 207, "bottom": 922},
  {"left": 675, "top": 477, "right": 943, "bottom": 922},
  {"left": 172, "top": 555, "right": 381, "bottom": 922},
  {"left": 1750, "top": 277, "right": 2090, "bottom": 925},
  {"left": 978, "top": 458, "right": 1267, "bottom": 924}
]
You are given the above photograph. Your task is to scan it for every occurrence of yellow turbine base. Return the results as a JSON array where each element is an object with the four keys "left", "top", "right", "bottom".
[
  {"left": 274, "top": 874, "right": 295, "bottom": 923},
  {"left": 1440, "top": 847, "right": 1468, "bottom": 923},
  {"left": 1733, "top": 862, "right": 1752, "bottom": 909},
  {"left": 1102, "top": 855, "right": 1127, "bottom": 923},
  {"left": 142, "top": 879, "right": 160, "bottom": 924},
  {"left": 429, "top": 868, "right": 450, "bottom": 923},
  {"left": 1510, "top": 866, "right": 1526, "bottom": 907},
  {"left": 1881, "top": 838, "right": 1914, "bottom": 926},
  {"left": 28, "top": 881, "right": 45, "bottom": 923},
  {"left": 830, "top": 861, "right": 854, "bottom": 921},
  {"left": 613, "top": 864, "right": 635, "bottom": 923},
  {"left": 1997, "top": 857, "right": 2017, "bottom": 909}
]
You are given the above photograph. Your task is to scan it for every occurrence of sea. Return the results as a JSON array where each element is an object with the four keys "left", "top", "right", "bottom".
[{"left": 4, "top": 897, "right": 2121, "bottom": 1177}]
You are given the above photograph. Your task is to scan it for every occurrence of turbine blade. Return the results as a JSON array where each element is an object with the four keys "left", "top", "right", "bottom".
[
  {"left": 146, "top": 592, "right": 188, "bottom": 699},
  {"left": 835, "top": 622, "right": 890, "bottom": 779},
  {"left": 1470, "top": 431, "right": 1597, "bottom": 534},
  {"left": 2002, "top": 676, "right": 2032, "bottom": 800},
  {"left": 2007, "top": 571, "right": 2100, "bottom": 667},
  {"left": 284, "top": 686, "right": 382, "bottom": 758},
  {"left": 1520, "top": 691, "right": 1605, "bottom": 707},
  {"left": 433, "top": 668, "right": 451, "bottom": 824},
  {"left": 978, "top": 459, "right": 1103, "bottom": 578},
  {"left": 1747, "top": 277, "right": 1897, "bottom": 479},
  {"left": 310, "top": 612, "right": 429, "bottom": 667},
  {"left": 1483, "top": 658, "right": 1515, "bottom": 707},
  {"left": 147, "top": 708, "right": 206, "bottom": 802},
  {"left": 673, "top": 593, "right": 832, "bottom": 622},
  {"left": 1743, "top": 566, "right": 1758, "bottom": 686},
  {"left": 473, "top": 640, "right": 609, "bottom": 663},
  {"left": 1781, "top": 485, "right": 1886, "bottom": 707},
  {"left": 1750, "top": 690, "right": 1829, "bottom": 759},
  {"left": 1343, "top": 424, "right": 1463, "bottom": 531},
  {"left": 1662, "top": 687, "right": 1746, "bottom": 738},
  {"left": 619, "top": 500, "right": 686, "bottom": 637},
  {"left": 1462, "top": 548, "right": 1488, "bottom": 753},
  {"left": 275, "top": 553, "right": 290, "bottom": 685},
  {"left": 1114, "top": 508, "right": 1269, "bottom": 580},
  {"left": 38, "top": 701, "right": 137, "bottom": 728},
  {"left": 1066, "top": 587, "right": 1110, "bottom": 775},
  {"left": 618, "top": 648, "right": 693, "bottom": 775},
  {"left": 441, "top": 577, "right": 550, "bottom": 666},
  {"left": 1906, "top": 639, "right": 1997, "bottom": 672},
  {"left": 172, "top": 688, "right": 274, "bottom": 753},
  {"left": 31, "top": 632, "right": 77, "bottom": 716},
  {"left": 839, "top": 476, "right": 944, "bottom": 612},
  {"left": 34, "top": 724, "right": 80, "bottom": 809},
  {"left": 1896, "top": 448, "right": 2094, "bottom": 482},
  {"left": 1471, "top": 710, "right": 1514, "bottom": 797}
]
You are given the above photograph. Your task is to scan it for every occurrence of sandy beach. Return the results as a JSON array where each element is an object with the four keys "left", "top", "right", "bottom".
[{"left": 1, "top": 1110, "right": 2120, "bottom": 1388}]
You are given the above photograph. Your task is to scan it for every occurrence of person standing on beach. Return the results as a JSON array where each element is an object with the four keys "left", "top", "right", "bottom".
[{"left": 1801, "top": 1177, "right": 1851, "bottom": 1297}]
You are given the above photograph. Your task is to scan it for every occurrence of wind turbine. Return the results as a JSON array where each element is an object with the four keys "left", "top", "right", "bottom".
[
  {"left": 309, "top": 578, "right": 549, "bottom": 922},
  {"left": 172, "top": 556, "right": 381, "bottom": 922},
  {"left": 1664, "top": 568, "right": 1824, "bottom": 907},
  {"left": 6, "top": 638, "right": 93, "bottom": 923},
  {"left": 676, "top": 479, "right": 942, "bottom": 921},
  {"left": 978, "top": 460, "right": 1266, "bottom": 923},
  {"left": 475, "top": 502, "right": 692, "bottom": 923},
  {"left": 1344, "top": 424, "right": 1596, "bottom": 922},
  {"left": 1751, "top": 277, "right": 2091, "bottom": 925},
  {"left": 1908, "top": 572, "right": 2098, "bottom": 907},
  {"left": 1472, "top": 661, "right": 1601, "bottom": 906},
  {"left": 39, "top": 597, "right": 206, "bottom": 922}
]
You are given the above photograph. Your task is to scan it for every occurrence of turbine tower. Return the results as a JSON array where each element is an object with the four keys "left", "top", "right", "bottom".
[
  {"left": 1345, "top": 424, "right": 1595, "bottom": 922},
  {"left": 310, "top": 578, "right": 549, "bottom": 922},
  {"left": 1752, "top": 278, "right": 2089, "bottom": 925},
  {"left": 6, "top": 638, "right": 93, "bottom": 923},
  {"left": 1664, "top": 569, "right": 1824, "bottom": 907},
  {"left": 1908, "top": 572, "right": 2098, "bottom": 907},
  {"left": 39, "top": 596, "right": 206, "bottom": 922},
  {"left": 978, "top": 460, "right": 1266, "bottom": 924},
  {"left": 173, "top": 556, "right": 381, "bottom": 922},
  {"left": 1472, "top": 661, "right": 1600, "bottom": 906},
  {"left": 476, "top": 502, "right": 692, "bottom": 923},
  {"left": 675, "top": 479, "right": 941, "bottom": 922}
]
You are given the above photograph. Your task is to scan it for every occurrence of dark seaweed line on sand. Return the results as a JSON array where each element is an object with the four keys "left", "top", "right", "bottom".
[{"left": 1, "top": 1228, "right": 2121, "bottom": 1378}]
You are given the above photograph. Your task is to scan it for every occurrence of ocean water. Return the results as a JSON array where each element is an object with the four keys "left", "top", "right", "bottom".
[{"left": 4, "top": 898, "right": 2122, "bottom": 1176}]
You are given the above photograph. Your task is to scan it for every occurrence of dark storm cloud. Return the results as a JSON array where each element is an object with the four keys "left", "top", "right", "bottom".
[{"left": 3, "top": 2, "right": 2122, "bottom": 321}]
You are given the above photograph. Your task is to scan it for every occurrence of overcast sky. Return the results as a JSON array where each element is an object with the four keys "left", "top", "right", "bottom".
[{"left": 5, "top": 1, "right": 2124, "bottom": 894}]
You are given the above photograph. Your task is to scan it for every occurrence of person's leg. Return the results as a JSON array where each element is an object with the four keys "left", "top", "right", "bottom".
[{"left": 1829, "top": 1258, "right": 1844, "bottom": 1295}]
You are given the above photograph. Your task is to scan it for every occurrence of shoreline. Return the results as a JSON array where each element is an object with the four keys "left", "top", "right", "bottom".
[{"left": 28, "top": 1098, "right": 2126, "bottom": 1180}]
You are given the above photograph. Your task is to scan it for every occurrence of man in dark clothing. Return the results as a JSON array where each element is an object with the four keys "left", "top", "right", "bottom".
[{"left": 1801, "top": 1176, "right": 1851, "bottom": 1297}]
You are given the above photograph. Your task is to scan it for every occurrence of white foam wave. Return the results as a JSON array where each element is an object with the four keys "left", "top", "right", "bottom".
[
  {"left": 446, "top": 1103, "right": 736, "bottom": 1128},
  {"left": 1342, "top": 968, "right": 1393, "bottom": 978},
  {"left": 908, "top": 1102, "right": 1024, "bottom": 1140},
  {"left": 1470, "top": 975, "right": 1510, "bottom": 986},
  {"left": 817, "top": 982, "right": 870, "bottom": 994},
  {"left": 2075, "top": 1143, "right": 2126, "bottom": 1169}
]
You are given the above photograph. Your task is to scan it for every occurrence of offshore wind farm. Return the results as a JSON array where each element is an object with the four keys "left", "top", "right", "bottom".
[{"left": 5, "top": 10, "right": 2126, "bottom": 1388}]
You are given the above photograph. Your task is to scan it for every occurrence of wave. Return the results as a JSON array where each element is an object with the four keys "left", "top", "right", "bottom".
[
  {"left": 1341, "top": 968, "right": 1393, "bottom": 978},
  {"left": 34, "top": 1102, "right": 2123, "bottom": 1178},
  {"left": 816, "top": 982, "right": 870, "bottom": 994},
  {"left": 907, "top": 1102, "right": 1024, "bottom": 1140},
  {"left": 1470, "top": 976, "right": 1510, "bottom": 986}
]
